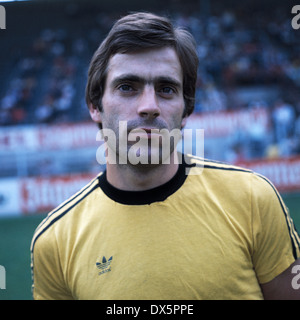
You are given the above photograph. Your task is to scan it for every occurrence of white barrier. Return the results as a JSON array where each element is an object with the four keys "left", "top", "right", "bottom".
[
  {"left": 1, "top": 156, "right": 300, "bottom": 217},
  {"left": 0, "top": 173, "right": 94, "bottom": 217}
]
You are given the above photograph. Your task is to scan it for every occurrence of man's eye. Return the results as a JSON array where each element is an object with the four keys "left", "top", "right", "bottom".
[
  {"left": 160, "top": 87, "right": 175, "bottom": 94},
  {"left": 119, "top": 84, "right": 134, "bottom": 92}
]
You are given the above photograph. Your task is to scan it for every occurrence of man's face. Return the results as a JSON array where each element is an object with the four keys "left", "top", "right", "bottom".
[{"left": 91, "top": 47, "right": 187, "bottom": 165}]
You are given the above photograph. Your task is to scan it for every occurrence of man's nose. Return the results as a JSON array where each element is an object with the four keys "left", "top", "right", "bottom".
[{"left": 137, "top": 86, "right": 160, "bottom": 119}]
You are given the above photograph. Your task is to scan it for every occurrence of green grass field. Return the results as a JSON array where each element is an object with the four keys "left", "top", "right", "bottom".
[{"left": 0, "top": 194, "right": 299, "bottom": 300}]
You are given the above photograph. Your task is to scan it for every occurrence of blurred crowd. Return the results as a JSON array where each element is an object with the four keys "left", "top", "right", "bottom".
[{"left": 1, "top": 3, "right": 300, "bottom": 162}]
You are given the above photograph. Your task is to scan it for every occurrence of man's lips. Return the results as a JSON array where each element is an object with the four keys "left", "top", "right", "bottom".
[
  {"left": 128, "top": 128, "right": 162, "bottom": 139},
  {"left": 132, "top": 127, "right": 159, "bottom": 132}
]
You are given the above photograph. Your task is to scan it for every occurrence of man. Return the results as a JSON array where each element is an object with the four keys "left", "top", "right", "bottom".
[{"left": 31, "top": 12, "right": 300, "bottom": 300}]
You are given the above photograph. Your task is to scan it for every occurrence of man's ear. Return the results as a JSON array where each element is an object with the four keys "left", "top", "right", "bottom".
[{"left": 88, "top": 102, "right": 102, "bottom": 123}]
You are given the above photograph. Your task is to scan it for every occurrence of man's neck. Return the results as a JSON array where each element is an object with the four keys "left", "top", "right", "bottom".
[{"left": 106, "top": 152, "right": 180, "bottom": 191}]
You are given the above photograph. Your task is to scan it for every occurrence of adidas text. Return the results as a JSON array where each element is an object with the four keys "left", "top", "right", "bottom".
[{"left": 98, "top": 266, "right": 111, "bottom": 276}]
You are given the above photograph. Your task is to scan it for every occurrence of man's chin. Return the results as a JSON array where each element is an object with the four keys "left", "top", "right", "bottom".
[{"left": 116, "top": 146, "right": 177, "bottom": 166}]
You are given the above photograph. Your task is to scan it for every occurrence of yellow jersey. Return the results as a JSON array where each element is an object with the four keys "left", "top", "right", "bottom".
[{"left": 31, "top": 154, "right": 300, "bottom": 300}]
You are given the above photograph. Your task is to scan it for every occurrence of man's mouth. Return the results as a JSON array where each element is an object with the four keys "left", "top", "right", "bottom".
[{"left": 129, "top": 127, "right": 161, "bottom": 139}]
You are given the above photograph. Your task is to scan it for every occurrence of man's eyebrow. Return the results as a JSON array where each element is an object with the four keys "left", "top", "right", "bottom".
[
  {"left": 111, "top": 74, "right": 182, "bottom": 88},
  {"left": 111, "top": 74, "right": 143, "bottom": 87},
  {"left": 156, "top": 76, "right": 182, "bottom": 88}
]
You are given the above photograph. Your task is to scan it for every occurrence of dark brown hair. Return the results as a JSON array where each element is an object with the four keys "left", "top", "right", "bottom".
[{"left": 85, "top": 12, "right": 198, "bottom": 122}]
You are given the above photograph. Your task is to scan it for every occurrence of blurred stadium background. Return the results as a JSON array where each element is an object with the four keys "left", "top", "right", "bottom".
[{"left": 0, "top": 0, "right": 300, "bottom": 300}]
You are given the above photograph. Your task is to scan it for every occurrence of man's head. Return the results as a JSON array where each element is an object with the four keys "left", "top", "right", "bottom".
[{"left": 85, "top": 12, "right": 199, "bottom": 129}]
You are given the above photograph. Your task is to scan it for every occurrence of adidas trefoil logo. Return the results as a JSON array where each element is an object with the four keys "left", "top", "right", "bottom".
[{"left": 96, "top": 256, "right": 113, "bottom": 276}]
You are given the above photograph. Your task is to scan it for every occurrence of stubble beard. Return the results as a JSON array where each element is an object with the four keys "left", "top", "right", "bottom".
[{"left": 103, "top": 118, "right": 183, "bottom": 169}]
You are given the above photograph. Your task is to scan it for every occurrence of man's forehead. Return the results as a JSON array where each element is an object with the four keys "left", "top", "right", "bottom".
[{"left": 106, "top": 47, "right": 183, "bottom": 82}]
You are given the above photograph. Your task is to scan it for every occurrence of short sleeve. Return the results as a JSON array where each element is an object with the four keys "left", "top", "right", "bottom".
[
  {"left": 251, "top": 173, "right": 300, "bottom": 284},
  {"left": 31, "top": 228, "right": 73, "bottom": 300}
]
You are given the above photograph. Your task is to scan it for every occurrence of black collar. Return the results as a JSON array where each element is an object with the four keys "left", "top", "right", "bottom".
[{"left": 98, "top": 157, "right": 195, "bottom": 205}]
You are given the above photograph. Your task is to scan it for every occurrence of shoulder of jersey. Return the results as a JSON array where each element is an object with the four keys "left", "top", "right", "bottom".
[
  {"left": 186, "top": 154, "right": 253, "bottom": 174},
  {"left": 31, "top": 173, "right": 102, "bottom": 252}
]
